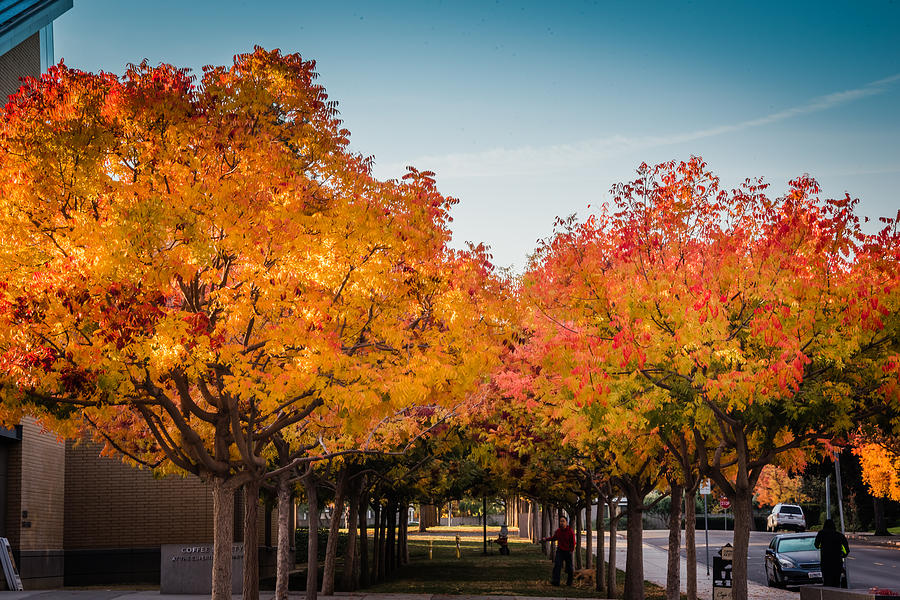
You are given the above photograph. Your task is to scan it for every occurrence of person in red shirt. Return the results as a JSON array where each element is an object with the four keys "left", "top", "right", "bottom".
[{"left": 540, "top": 515, "right": 576, "bottom": 586}]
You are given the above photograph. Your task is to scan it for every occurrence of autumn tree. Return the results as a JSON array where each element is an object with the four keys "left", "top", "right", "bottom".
[
  {"left": 522, "top": 157, "right": 900, "bottom": 600},
  {"left": 754, "top": 463, "right": 807, "bottom": 508},
  {"left": 0, "top": 49, "right": 506, "bottom": 600}
]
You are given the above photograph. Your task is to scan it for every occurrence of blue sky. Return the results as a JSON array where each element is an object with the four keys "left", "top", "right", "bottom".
[{"left": 53, "top": 1, "right": 900, "bottom": 270}]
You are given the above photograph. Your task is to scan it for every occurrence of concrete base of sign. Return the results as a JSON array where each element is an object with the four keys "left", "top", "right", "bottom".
[{"left": 160, "top": 543, "right": 243, "bottom": 594}]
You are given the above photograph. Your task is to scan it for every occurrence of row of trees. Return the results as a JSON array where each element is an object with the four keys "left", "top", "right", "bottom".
[
  {"left": 1, "top": 48, "right": 898, "bottom": 600},
  {"left": 478, "top": 158, "right": 900, "bottom": 600}
]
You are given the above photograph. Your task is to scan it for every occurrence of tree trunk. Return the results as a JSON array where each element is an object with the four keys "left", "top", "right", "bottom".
[
  {"left": 404, "top": 505, "right": 411, "bottom": 564},
  {"left": 341, "top": 478, "right": 361, "bottom": 591},
  {"left": 623, "top": 494, "right": 645, "bottom": 600},
  {"left": 371, "top": 501, "right": 381, "bottom": 582},
  {"left": 211, "top": 478, "right": 236, "bottom": 600},
  {"left": 596, "top": 499, "right": 605, "bottom": 594},
  {"left": 386, "top": 500, "right": 397, "bottom": 574},
  {"left": 376, "top": 502, "right": 386, "bottom": 581},
  {"left": 511, "top": 496, "right": 518, "bottom": 528},
  {"left": 274, "top": 474, "right": 292, "bottom": 600},
  {"left": 399, "top": 504, "right": 409, "bottom": 564},
  {"left": 874, "top": 496, "right": 889, "bottom": 536},
  {"left": 302, "top": 474, "right": 319, "bottom": 600},
  {"left": 684, "top": 489, "right": 697, "bottom": 600},
  {"left": 321, "top": 469, "right": 347, "bottom": 595},
  {"left": 532, "top": 500, "right": 540, "bottom": 544},
  {"left": 243, "top": 480, "right": 260, "bottom": 600},
  {"left": 666, "top": 482, "right": 683, "bottom": 600},
  {"left": 359, "top": 497, "right": 370, "bottom": 588},
  {"left": 586, "top": 499, "right": 593, "bottom": 570},
  {"left": 575, "top": 508, "right": 583, "bottom": 570},
  {"left": 396, "top": 507, "right": 404, "bottom": 566},
  {"left": 731, "top": 489, "right": 753, "bottom": 600},
  {"left": 419, "top": 504, "right": 439, "bottom": 531},
  {"left": 607, "top": 499, "right": 618, "bottom": 599},
  {"left": 541, "top": 504, "right": 550, "bottom": 556}
]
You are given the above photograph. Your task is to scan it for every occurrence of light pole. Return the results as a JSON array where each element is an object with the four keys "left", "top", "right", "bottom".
[{"left": 835, "top": 450, "right": 849, "bottom": 587}]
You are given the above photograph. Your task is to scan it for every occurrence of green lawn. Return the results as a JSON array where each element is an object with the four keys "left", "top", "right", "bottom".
[{"left": 366, "top": 535, "right": 669, "bottom": 599}]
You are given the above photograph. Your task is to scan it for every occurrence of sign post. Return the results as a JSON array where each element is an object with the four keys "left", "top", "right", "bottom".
[
  {"left": 700, "top": 479, "right": 711, "bottom": 576},
  {"left": 719, "top": 497, "right": 731, "bottom": 532}
]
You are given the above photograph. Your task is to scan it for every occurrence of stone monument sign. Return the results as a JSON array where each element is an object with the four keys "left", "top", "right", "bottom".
[{"left": 160, "top": 543, "right": 243, "bottom": 594}]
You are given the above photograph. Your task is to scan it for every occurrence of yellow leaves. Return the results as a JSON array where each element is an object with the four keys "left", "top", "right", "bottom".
[{"left": 854, "top": 442, "right": 900, "bottom": 501}]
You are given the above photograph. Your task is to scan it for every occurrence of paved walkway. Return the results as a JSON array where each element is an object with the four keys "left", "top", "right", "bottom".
[
  {"left": 0, "top": 595, "right": 604, "bottom": 600},
  {"left": 623, "top": 531, "right": 795, "bottom": 600},
  {"left": 3, "top": 530, "right": 803, "bottom": 600}
]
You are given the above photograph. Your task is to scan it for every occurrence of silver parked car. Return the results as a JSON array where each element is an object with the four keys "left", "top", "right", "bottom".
[{"left": 766, "top": 503, "right": 806, "bottom": 532}]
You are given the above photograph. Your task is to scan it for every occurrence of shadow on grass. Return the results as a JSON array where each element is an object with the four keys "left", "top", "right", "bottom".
[{"left": 366, "top": 537, "right": 668, "bottom": 599}]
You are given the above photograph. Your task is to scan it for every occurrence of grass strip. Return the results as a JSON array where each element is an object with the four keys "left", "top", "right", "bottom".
[{"left": 366, "top": 536, "right": 669, "bottom": 599}]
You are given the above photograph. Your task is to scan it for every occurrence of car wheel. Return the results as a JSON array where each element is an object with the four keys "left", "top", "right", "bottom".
[
  {"left": 766, "top": 565, "right": 777, "bottom": 587},
  {"left": 774, "top": 567, "right": 785, "bottom": 588}
]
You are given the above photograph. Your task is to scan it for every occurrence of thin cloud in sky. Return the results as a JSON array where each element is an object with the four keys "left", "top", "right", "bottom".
[{"left": 385, "top": 74, "right": 900, "bottom": 180}]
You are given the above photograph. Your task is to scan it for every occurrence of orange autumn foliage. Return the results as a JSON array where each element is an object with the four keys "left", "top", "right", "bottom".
[{"left": 754, "top": 464, "right": 807, "bottom": 507}]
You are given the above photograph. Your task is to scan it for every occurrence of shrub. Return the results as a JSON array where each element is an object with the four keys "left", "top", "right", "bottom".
[{"left": 294, "top": 528, "right": 349, "bottom": 561}]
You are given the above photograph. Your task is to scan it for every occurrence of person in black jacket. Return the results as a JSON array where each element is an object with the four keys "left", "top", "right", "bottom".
[{"left": 814, "top": 519, "right": 849, "bottom": 587}]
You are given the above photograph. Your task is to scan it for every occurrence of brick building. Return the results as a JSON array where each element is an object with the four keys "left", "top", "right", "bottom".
[
  {"left": 3, "top": 418, "right": 286, "bottom": 589},
  {"left": 2, "top": 418, "right": 65, "bottom": 588}
]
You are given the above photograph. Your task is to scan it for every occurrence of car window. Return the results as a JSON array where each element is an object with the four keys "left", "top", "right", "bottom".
[
  {"left": 780, "top": 506, "right": 802, "bottom": 515},
  {"left": 777, "top": 536, "right": 816, "bottom": 553},
  {"left": 769, "top": 539, "right": 776, "bottom": 550}
]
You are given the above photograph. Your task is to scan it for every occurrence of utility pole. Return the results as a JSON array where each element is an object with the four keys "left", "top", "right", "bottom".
[
  {"left": 483, "top": 496, "right": 488, "bottom": 555},
  {"left": 834, "top": 452, "right": 846, "bottom": 532},
  {"left": 835, "top": 450, "right": 849, "bottom": 587},
  {"left": 825, "top": 475, "right": 832, "bottom": 521}
]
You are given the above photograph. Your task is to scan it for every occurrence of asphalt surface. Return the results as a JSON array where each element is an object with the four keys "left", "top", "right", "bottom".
[{"left": 641, "top": 529, "right": 900, "bottom": 591}]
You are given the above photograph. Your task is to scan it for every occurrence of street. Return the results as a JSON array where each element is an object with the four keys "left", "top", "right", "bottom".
[{"left": 641, "top": 529, "right": 900, "bottom": 591}]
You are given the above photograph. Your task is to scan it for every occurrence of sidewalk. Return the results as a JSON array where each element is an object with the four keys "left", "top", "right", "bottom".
[
  {"left": 845, "top": 532, "right": 900, "bottom": 549},
  {"left": 608, "top": 531, "right": 797, "bottom": 600},
  {"left": 1, "top": 532, "right": 795, "bottom": 600},
  {"left": 0, "top": 594, "right": 602, "bottom": 600}
]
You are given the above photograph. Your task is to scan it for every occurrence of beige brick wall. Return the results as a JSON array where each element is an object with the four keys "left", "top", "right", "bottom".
[
  {"left": 64, "top": 440, "right": 215, "bottom": 549},
  {"left": 18, "top": 417, "right": 65, "bottom": 551},
  {"left": 63, "top": 440, "right": 278, "bottom": 549}
]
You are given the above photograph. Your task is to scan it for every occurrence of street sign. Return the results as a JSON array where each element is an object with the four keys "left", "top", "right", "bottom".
[
  {"left": 719, "top": 497, "right": 731, "bottom": 509},
  {"left": 719, "top": 543, "right": 733, "bottom": 561},
  {"left": 700, "top": 479, "right": 712, "bottom": 495}
]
